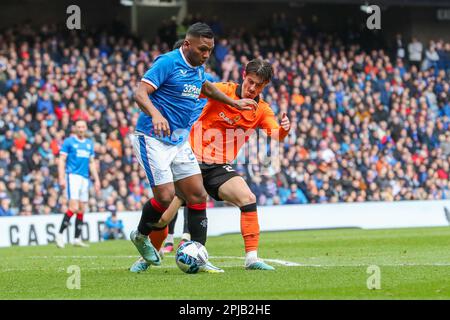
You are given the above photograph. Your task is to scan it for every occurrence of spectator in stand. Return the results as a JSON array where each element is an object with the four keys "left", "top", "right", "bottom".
[
  {"left": 0, "top": 19, "right": 448, "bottom": 214},
  {"left": 102, "top": 211, "right": 125, "bottom": 240},
  {"left": 408, "top": 37, "right": 423, "bottom": 70}
]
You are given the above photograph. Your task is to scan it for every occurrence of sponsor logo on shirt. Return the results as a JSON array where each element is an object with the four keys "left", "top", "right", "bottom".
[
  {"left": 182, "top": 84, "right": 201, "bottom": 98},
  {"left": 219, "top": 112, "right": 241, "bottom": 125},
  {"left": 76, "top": 149, "right": 91, "bottom": 158}
]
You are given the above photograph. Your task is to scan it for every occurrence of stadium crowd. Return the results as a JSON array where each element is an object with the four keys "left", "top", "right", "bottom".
[{"left": 0, "top": 15, "right": 449, "bottom": 216}]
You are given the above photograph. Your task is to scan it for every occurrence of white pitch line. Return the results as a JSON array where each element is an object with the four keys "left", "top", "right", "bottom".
[{"left": 21, "top": 256, "right": 450, "bottom": 267}]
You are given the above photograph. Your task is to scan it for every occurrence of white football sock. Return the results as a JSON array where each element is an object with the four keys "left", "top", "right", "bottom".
[{"left": 245, "top": 250, "right": 258, "bottom": 265}]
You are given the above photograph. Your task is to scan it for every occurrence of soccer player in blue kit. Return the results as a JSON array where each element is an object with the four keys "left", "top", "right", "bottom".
[
  {"left": 162, "top": 39, "right": 218, "bottom": 254},
  {"left": 129, "top": 23, "right": 257, "bottom": 273},
  {"left": 56, "top": 120, "right": 100, "bottom": 248}
]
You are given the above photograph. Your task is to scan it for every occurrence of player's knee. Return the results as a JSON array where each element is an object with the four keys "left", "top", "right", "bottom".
[
  {"left": 154, "top": 191, "right": 175, "bottom": 208},
  {"left": 69, "top": 202, "right": 79, "bottom": 212},
  {"left": 237, "top": 192, "right": 257, "bottom": 207},
  {"left": 185, "top": 189, "right": 208, "bottom": 204}
]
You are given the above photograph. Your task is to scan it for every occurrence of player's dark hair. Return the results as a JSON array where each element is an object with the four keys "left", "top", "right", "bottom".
[
  {"left": 186, "top": 22, "right": 214, "bottom": 39},
  {"left": 173, "top": 39, "right": 184, "bottom": 50},
  {"left": 245, "top": 59, "right": 274, "bottom": 83}
]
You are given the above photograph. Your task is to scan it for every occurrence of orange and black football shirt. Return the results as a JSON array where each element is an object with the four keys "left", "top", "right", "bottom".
[{"left": 189, "top": 82, "right": 289, "bottom": 164}]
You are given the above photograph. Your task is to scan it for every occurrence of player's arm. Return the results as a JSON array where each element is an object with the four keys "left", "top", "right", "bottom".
[
  {"left": 58, "top": 153, "right": 67, "bottom": 190},
  {"left": 135, "top": 55, "right": 173, "bottom": 136},
  {"left": 201, "top": 80, "right": 257, "bottom": 111},
  {"left": 152, "top": 195, "right": 184, "bottom": 228},
  {"left": 89, "top": 156, "right": 101, "bottom": 195},
  {"left": 259, "top": 111, "right": 291, "bottom": 141},
  {"left": 134, "top": 82, "right": 170, "bottom": 137}
]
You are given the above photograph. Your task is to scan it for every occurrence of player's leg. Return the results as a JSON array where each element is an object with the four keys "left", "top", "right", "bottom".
[
  {"left": 129, "top": 184, "right": 171, "bottom": 272},
  {"left": 130, "top": 134, "right": 177, "bottom": 268},
  {"left": 163, "top": 212, "right": 178, "bottom": 253},
  {"left": 73, "top": 200, "right": 89, "bottom": 247},
  {"left": 142, "top": 183, "right": 174, "bottom": 246},
  {"left": 218, "top": 176, "right": 274, "bottom": 270},
  {"left": 56, "top": 174, "right": 79, "bottom": 248},
  {"left": 181, "top": 206, "right": 191, "bottom": 243},
  {"left": 73, "top": 176, "right": 90, "bottom": 247},
  {"left": 130, "top": 182, "right": 174, "bottom": 269},
  {"left": 172, "top": 143, "right": 223, "bottom": 273},
  {"left": 130, "top": 184, "right": 185, "bottom": 272},
  {"left": 150, "top": 194, "right": 186, "bottom": 252},
  {"left": 174, "top": 174, "right": 208, "bottom": 245},
  {"left": 173, "top": 181, "right": 223, "bottom": 274}
]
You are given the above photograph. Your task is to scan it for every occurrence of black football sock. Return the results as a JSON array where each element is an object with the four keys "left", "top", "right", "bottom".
[
  {"left": 74, "top": 213, "right": 84, "bottom": 238},
  {"left": 137, "top": 198, "right": 166, "bottom": 235},
  {"left": 187, "top": 203, "right": 207, "bottom": 245},
  {"left": 59, "top": 210, "right": 74, "bottom": 234}
]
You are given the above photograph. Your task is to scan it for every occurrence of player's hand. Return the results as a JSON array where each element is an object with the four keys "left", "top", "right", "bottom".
[
  {"left": 280, "top": 113, "right": 291, "bottom": 131},
  {"left": 152, "top": 112, "right": 171, "bottom": 137},
  {"left": 59, "top": 178, "right": 66, "bottom": 191},
  {"left": 233, "top": 99, "right": 258, "bottom": 111}
]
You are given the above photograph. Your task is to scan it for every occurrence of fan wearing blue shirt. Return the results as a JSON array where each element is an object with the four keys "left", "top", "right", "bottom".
[
  {"left": 55, "top": 120, "right": 101, "bottom": 249},
  {"left": 129, "top": 23, "right": 257, "bottom": 274}
]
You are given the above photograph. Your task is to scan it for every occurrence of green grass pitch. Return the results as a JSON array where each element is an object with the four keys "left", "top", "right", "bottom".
[{"left": 1, "top": 227, "right": 449, "bottom": 299}]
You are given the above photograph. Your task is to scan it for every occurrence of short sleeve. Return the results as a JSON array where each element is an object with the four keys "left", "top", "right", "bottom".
[
  {"left": 141, "top": 55, "right": 173, "bottom": 89},
  {"left": 60, "top": 138, "right": 70, "bottom": 155}
]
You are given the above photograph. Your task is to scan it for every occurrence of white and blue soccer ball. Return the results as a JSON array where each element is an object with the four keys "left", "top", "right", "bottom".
[{"left": 175, "top": 241, "right": 208, "bottom": 274}]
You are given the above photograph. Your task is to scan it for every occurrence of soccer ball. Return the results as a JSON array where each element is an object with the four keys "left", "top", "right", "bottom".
[{"left": 175, "top": 241, "right": 208, "bottom": 274}]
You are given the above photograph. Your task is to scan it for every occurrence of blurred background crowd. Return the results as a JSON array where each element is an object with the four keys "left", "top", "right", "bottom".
[{"left": 0, "top": 13, "right": 449, "bottom": 216}]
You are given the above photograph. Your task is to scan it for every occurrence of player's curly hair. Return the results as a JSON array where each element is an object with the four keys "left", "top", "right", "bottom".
[
  {"left": 186, "top": 22, "right": 214, "bottom": 39},
  {"left": 245, "top": 59, "right": 274, "bottom": 83}
]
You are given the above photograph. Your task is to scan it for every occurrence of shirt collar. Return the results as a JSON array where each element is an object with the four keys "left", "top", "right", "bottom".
[
  {"left": 179, "top": 47, "right": 195, "bottom": 69},
  {"left": 74, "top": 136, "right": 86, "bottom": 143}
]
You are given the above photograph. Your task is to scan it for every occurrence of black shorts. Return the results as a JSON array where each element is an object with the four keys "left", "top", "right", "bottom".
[{"left": 199, "top": 163, "right": 240, "bottom": 201}]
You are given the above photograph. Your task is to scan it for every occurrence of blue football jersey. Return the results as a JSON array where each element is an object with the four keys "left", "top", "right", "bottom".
[
  {"left": 136, "top": 48, "right": 207, "bottom": 145},
  {"left": 60, "top": 136, "right": 95, "bottom": 178},
  {"left": 188, "top": 73, "right": 217, "bottom": 129}
]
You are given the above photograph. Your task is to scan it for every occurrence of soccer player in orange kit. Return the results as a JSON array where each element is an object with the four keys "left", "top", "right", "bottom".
[{"left": 154, "top": 59, "right": 291, "bottom": 270}]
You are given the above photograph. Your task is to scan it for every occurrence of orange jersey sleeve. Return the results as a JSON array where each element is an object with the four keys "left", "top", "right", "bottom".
[{"left": 258, "top": 104, "right": 289, "bottom": 141}]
